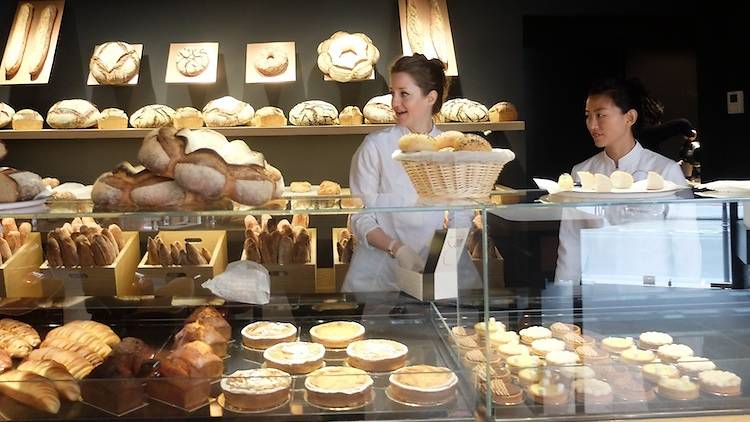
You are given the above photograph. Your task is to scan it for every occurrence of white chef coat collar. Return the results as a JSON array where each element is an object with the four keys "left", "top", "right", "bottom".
[
  {"left": 601, "top": 140, "right": 643, "bottom": 169},
  {"left": 397, "top": 124, "right": 441, "bottom": 137}
]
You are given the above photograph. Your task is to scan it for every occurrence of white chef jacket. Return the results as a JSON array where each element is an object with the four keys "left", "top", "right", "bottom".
[
  {"left": 554, "top": 141, "right": 698, "bottom": 283},
  {"left": 343, "top": 125, "right": 480, "bottom": 292}
]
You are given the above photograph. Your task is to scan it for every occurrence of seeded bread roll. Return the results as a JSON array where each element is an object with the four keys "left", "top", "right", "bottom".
[{"left": 455, "top": 134, "right": 492, "bottom": 152}]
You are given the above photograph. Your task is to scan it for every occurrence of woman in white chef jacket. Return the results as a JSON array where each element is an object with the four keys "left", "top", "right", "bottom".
[
  {"left": 343, "top": 54, "right": 480, "bottom": 293},
  {"left": 554, "top": 78, "right": 700, "bottom": 284}
]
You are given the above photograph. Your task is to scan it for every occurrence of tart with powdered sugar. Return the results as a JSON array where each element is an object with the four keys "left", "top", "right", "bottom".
[
  {"left": 305, "top": 366, "right": 373, "bottom": 408},
  {"left": 346, "top": 339, "right": 408, "bottom": 372},
  {"left": 241, "top": 321, "right": 297, "bottom": 350},
  {"left": 263, "top": 341, "right": 325, "bottom": 375},
  {"left": 221, "top": 368, "right": 291, "bottom": 411},
  {"left": 387, "top": 365, "right": 457, "bottom": 405}
]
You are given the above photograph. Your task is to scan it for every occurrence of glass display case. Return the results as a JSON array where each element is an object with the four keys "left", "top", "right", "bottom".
[{"left": 0, "top": 190, "right": 748, "bottom": 421}]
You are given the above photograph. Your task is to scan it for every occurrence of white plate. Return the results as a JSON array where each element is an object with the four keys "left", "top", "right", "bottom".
[
  {"left": 550, "top": 180, "right": 685, "bottom": 200},
  {"left": 0, "top": 198, "right": 48, "bottom": 211}
]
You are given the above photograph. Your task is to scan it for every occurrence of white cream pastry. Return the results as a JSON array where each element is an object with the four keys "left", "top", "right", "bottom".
[
  {"left": 558, "top": 173, "right": 574, "bottom": 191},
  {"left": 595, "top": 173, "right": 612, "bottom": 192},
  {"left": 577, "top": 171, "right": 595, "bottom": 190},
  {"left": 545, "top": 350, "right": 580, "bottom": 366},
  {"left": 489, "top": 330, "right": 519, "bottom": 347},
  {"left": 647, "top": 171, "right": 664, "bottom": 190},
  {"left": 639, "top": 331, "right": 673, "bottom": 348},
  {"left": 657, "top": 343, "right": 694, "bottom": 362},
  {"left": 676, "top": 356, "right": 716, "bottom": 374},
  {"left": 601, "top": 336, "right": 634, "bottom": 353},
  {"left": 519, "top": 326, "right": 552, "bottom": 342},
  {"left": 610, "top": 170, "right": 634, "bottom": 189},
  {"left": 531, "top": 338, "right": 566, "bottom": 356},
  {"left": 474, "top": 317, "right": 505, "bottom": 337}
]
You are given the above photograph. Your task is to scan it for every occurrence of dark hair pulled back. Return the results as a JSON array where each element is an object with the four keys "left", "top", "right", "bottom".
[
  {"left": 588, "top": 77, "right": 664, "bottom": 137},
  {"left": 390, "top": 54, "right": 448, "bottom": 114}
]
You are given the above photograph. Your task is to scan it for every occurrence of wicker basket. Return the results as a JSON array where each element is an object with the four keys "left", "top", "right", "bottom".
[{"left": 394, "top": 149, "right": 515, "bottom": 199}]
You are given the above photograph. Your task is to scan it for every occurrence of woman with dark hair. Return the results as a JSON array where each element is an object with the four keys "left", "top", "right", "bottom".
[
  {"left": 554, "top": 78, "right": 696, "bottom": 283},
  {"left": 343, "top": 54, "right": 479, "bottom": 292}
]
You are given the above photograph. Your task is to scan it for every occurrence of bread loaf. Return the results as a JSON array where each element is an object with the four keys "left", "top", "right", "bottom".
[
  {"left": 90, "top": 41, "right": 140, "bottom": 84},
  {"left": 1, "top": 168, "right": 46, "bottom": 201},
  {"left": 0, "top": 370, "right": 61, "bottom": 413},
  {"left": 488, "top": 101, "right": 518, "bottom": 122},
  {"left": 97, "top": 108, "right": 128, "bottom": 129},
  {"left": 173, "top": 107, "right": 204, "bottom": 129},
  {"left": 176, "top": 47, "right": 209, "bottom": 77},
  {"left": 317, "top": 31, "right": 379, "bottom": 82},
  {"left": 441, "top": 98, "right": 489, "bottom": 122},
  {"left": 243, "top": 237, "right": 261, "bottom": 262},
  {"left": 17, "top": 360, "right": 80, "bottom": 402},
  {"left": 202, "top": 96, "right": 254, "bottom": 127},
  {"left": 186, "top": 307, "right": 230, "bottom": 340},
  {"left": 26, "top": 347, "right": 95, "bottom": 380},
  {"left": 11, "top": 108, "right": 43, "bottom": 130},
  {"left": 3, "top": 3, "right": 34, "bottom": 79},
  {"left": 173, "top": 341, "right": 223, "bottom": 378},
  {"left": 363, "top": 94, "right": 396, "bottom": 123},
  {"left": 251, "top": 106, "right": 286, "bottom": 127},
  {"left": 46, "top": 99, "right": 100, "bottom": 129},
  {"left": 289, "top": 100, "right": 338, "bottom": 125},
  {"left": 339, "top": 105, "right": 363, "bottom": 125},
  {"left": 130, "top": 104, "right": 175, "bottom": 128},
  {"left": 277, "top": 235, "right": 294, "bottom": 265},
  {"left": 174, "top": 322, "right": 227, "bottom": 357},
  {"left": 27, "top": 4, "right": 57, "bottom": 79},
  {"left": 0, "top": 103, "right": 15, "bottom": 128},
  {"left": 185, "top": 242, "right": 207, "bottom": 265}
]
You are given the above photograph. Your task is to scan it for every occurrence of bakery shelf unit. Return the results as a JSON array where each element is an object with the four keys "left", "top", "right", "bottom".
[{"left": 0, "top": 121, "right": 524, "bottom": 140}]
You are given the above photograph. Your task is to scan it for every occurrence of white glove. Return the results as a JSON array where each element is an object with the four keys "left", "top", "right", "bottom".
[{"left": 395, "top": 244, "right": 425, "bottom": 273}]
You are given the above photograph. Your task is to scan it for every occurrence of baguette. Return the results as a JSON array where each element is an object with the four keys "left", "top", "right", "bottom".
[
  {"left": 107, "top": 224, "right": 125, "bottom": 249},
  {"left": 28, "top": 5, "right": 58, "bottom": 80},
  {"left": 429, "top": 0, "right": 450, "bottom": 65},
  {"left": 185, "top": 242, "right": 206, "bottom": 265},
  {"left": 19, "top": 222, "right": 32, "bottom": 245},
  {"left": 46, "top": 237, "right": 63, "bottom": 267},
  {"left": 0, "top": 237, "right": 12, "bottom": 261},
  {"left": 0, "top": 370, "right": 61, "bottom": 414},
  {"left": 277, "top": 235, "right": 294, "bottom": 265},
  {"left": 292, "top": 228, "right": 312, "bottom": 264},
  {"left": 178, "top": 249, "right": 188, "bottom": 265},
  {"left": 75, "top": 236, "right": 94, "bottom": 268},
  {"left": 243, "top": 237, "right": 261, "bottom": 263},
  {"left": 244, "top": 215, "right": 259, "bottom": 231},
  {"left": 147, "top": 237, "right": 159, "bottom": 265},
  {"left": 6, "top": 230, "right": 21, "bottom": 253},
  {"left": 26, "top": 347, "right": 94, "bottom": 380},
  {"left": 0, "top": 318, "right": 40, "bottom": 347},
  {"left": 17, "top": 360, "right": 80, "bottom": 402},
  {"left": 170, "top": 243, "right": 180, "bottom": 264},
  {"left": 94, "top": 234, "right": 116, "bottom": 265},
  {"left": 157, "top": 238, "right": 171, "bottom": 266},
  {"left": 60, "top": 234, "right": 79, "bottom": 268},
  {"left": 406, "top": 0, "right": 425, "bottom": 54},
  {"left": 91, "top": 237, "right": 107, "bottom": 266},
  {"left": 101, "top": 228, "right": 120, "bottom": 256},
  {"left": 200, "top": 247, "right": 212, "bottom": 263},
  {"left": 3, "top": 2, "right": 34, "bottom": 79},
  {"left": 2, "top": 217, "right": 18, "bottom": 233}
]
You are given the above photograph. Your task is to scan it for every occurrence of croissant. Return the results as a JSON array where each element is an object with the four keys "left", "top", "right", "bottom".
[
  {"left": 26, "top": 347, "right": 94, "bottom": 380},
  {"left": 0, "top": 370, "right": 61, "bottom": 413},
  {"left": 17, "top": 360, "right": 81, "bottom": 401},
  {"left": 0, "top": 318, "right": 41, "bottom": 347},
  {"left": 0, "top": 328, "right": 33, "bottom": 358},
  {"left": 65, "top": 320, "right": 121, "bottom": 346},
  {"left": 40, "top": 337, "right": 104, "bottom": 366},
  {"left": 45, "top": 325, "right": 113, "bottom": 358}
]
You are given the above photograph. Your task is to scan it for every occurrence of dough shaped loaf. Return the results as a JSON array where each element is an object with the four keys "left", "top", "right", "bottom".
[
  {"left": 90, "top": 41, "right": 140, "bottom": 84},
  {"left": 176, "top": 47, "right": 209, "bottom": 77},
  {"left": 252, "top": 106, "right": 287, "bottom": 127},
  {"left": 363, "top": 94, "right": 395, "bottom": 124},
  {"left": 317, "top": 31, "right": 379, "bottom": 82},
  {"left": 0, "top": 103, "right": 15, "bottom": 128},
  {"left": 202, "top": 96, "right": 254, "bottom": 127},
  {"left": 289, "top": 100, "right": 338, "bottom": 126},
  {"left": 130, "top": 104, "right": 175, "bottom": 128},
  {"left": 441, "top": 98, "right": 489, "bottom": 122},
  {"left": 46, "top": 99, "right": 100, "bottom": 129},
  {"left": 339, "top": 106, "right": 363, "bottom": 125}
]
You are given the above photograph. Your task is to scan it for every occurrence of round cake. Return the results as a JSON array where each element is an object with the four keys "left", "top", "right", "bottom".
[
  {"left": 545, "top": 350, "right": 580, "bottom": 367},
  {"left": 305, "top": 366, "right": 373, "bottom": 409},
  {"left": 620, "top": 348, "right": 656, "bottom": 365},
  {"left": 346, "top": 339, "right": 408, "bottom": 372},
  {"left": 309, "top": 321, "right": 365, "bottom": 349},
  {"left": 221, "top": 368, "right": 291, "bottom": 411},
  {"left": 263, "top": 341, "right": 325, "bottom": 375},
  {"left": 498, "top": 343, "right": 530, "bottom": 360},
  {"left": 528, "top": 380, "right": 569, "bottom": 405},
  {"left": 484, "top": 379, "right": 524, "bottom": 406},
  {"left": 242, "top": 321, "right": 297, "bottom": 350},
  {"left": 563, "top": 333, "right": 595, "bottom": 350},
  {"left": 575, "top": 345, "right": 611, "bottom": 365},
  {"left": 388, "top": 365, "right": 457, "bottom": 405},
  {"left": 489, "top": 330, "right": 519, "bottom": 348},
  {"left": 506, "top": 354, "right": 542, "bottom": 374},
  {"left": 474, "top": 317, "right": 505, "bottom": 339}
]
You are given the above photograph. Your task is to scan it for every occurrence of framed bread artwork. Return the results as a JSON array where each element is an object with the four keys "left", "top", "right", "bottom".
[
  {"left": 245, "top": 41, "right": 296, "bottom": 83},
  {"left": 165, "top": 42, "right": 219, "bottom": 84},
  {"left": 0, "top": 0, "right": 66, "bottom": 85},
  {"left": 87, "top": 42, "right": 143, "bottom": 86},
  {"left": 397, "top": 0, "right": 458, "bottom": 76}
]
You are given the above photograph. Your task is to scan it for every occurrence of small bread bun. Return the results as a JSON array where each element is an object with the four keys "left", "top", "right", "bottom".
[
  {"left": 455, "top": 134, "right": 492, "bottom": 152},
  {"left": 399, "top": 133, "right": 438, "bottom": 152},
  {"left": 434, "top": 131, "right": 465, "bottom": 150},
  {"left": 290, "top": 181, "right": 312, "bottom": 193}
]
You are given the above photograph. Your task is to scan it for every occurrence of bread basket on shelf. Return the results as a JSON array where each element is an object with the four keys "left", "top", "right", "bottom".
[{"left": 392, "top": 149, "right": 515, "bottom": 199}]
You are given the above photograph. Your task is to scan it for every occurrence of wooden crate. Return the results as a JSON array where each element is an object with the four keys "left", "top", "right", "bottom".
[
  {"left": 332, "top": 228, "right": 350, "bottom": 292},
  {"left": 0, "top": 233, "right": 43, "bottom": 297},
  {"left": 241, "top": 228, "right": 317, "bottom": 294},
  {"left": 138, "top": 231, "right": 227, "bottom": 296},
  {"left": 39, "top": 232, "right": 140, "bottom": 297}
]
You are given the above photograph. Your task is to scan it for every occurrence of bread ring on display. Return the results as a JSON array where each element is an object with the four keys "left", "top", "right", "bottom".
[
  {"left": 455, "top": 134, "right": 492, "bottom": 152},
  {"left": 317, "top": 31, "right": 379, "bottom": 82},
  {"left": 46, "top": 99, "right": 100, "bottom": 129},
  {"left": 254, "top": 46, "right": 288, "bottom": 76},
  {"left": 441, "top": 98, "right": 490, "bottom": 122},
  {"left": 399, "top": 133, "right": 438, "bottom": 153},
  {"left": 363, "top": 94, "right": 395, "bottom": 124},
  {"left": 202, "top": 96, "right": 254, "bottom": 127},
  {"left": 289, "top": 100, "right": 338, "bottom": 126},
  {"left": 89, "top": 41, "right": 140, "bottom": 85},
  {"left": 489, "top": 102, "right": 519, "bottom": 122},
  {"left": 176, "top": 47, "right": 210, "bottom": 77}
]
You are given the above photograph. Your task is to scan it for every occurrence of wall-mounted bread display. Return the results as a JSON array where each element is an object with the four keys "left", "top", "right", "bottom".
[
  {"left": 398, "top": 0, "right": 457, "bottom": 76},
  {"left": 317, "top": 31, "right": 379, "bottom": 82},
  {"left": 0, "top": 1, "right": 64, "bottom": 85},
  {"left": 289, "top": 100, "right": 338, "bottom": 126},
  {"left": 246, "top": 41, "right": 296, "bottom": 83},
  {"left": 45, "top": 99, "right": 99, "bottom": 129},
  {"left": 165, "top": 42, "right": 218, "bottom": 84},
  {"left": 87, "top": 41, "right": 142, "bottom": 85}
]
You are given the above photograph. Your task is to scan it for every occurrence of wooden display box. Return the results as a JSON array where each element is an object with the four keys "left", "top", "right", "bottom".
[
  {"left": 0, "top": 233, "right": 43, "bottom": 297},
  {"left": 138, "top": 230, "right": 227, "bottom": 296},
  {"left": 332, "top": 227, "right": 349, "bottom": 292},
  {"left": 241, "top": 228, "right": 317, "bottom": 294},
  {"left": 38, "top": 232, "right": 140, "bottom": 297}
]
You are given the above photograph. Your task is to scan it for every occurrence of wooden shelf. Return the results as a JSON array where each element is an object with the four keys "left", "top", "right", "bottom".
[{"left": 0, "top": 121, "right": 525, "bottom": 140}]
